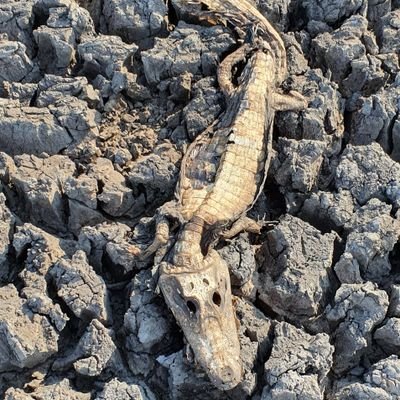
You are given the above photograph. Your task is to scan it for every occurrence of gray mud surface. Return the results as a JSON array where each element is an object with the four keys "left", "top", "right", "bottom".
[{"left": 0, "top": 0, "right": 399, "bottom": 399}]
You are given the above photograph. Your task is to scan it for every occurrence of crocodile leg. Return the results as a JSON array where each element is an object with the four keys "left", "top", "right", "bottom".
[
  {"left": 139, "top": 216, "right": 170, "bottom": 260},
  {"left": 218, "top": 44, "right": 252, "bottom": 97},
  {"left": 273, "top": 90, "right": 308, "bottom": 111},
  {"left": 139, "top": 200, "right": 184, "bottom": 260},
  {"left": 220, "top": 215, "right": 264, "bottom": 239}
]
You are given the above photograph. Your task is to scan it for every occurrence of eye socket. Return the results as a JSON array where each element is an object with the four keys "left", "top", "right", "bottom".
[
  {"left": 186, "top": 300, "right": 197, "bottom": 314},
  {"left": 212, "top": 291, "right": 222, "bottom": 307}
]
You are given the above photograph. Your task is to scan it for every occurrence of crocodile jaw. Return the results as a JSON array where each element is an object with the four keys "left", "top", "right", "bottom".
[{"left": 159, "top": 250, "right": 242, "bottom": 390}]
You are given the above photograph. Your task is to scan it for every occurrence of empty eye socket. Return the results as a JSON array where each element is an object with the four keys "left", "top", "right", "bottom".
[
  {"left": 186, "top": 300, "right": 197, "bottom": 314},
  {"left": 212, "top": 291, "right": 222, "bottom": 307}
]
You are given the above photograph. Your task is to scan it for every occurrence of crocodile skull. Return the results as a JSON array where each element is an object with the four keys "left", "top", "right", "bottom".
[{"left": 159, "top": 249, "right": 242, "bottom": 390}]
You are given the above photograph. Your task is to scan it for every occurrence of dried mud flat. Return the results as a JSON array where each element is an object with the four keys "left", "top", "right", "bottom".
[{"left": 0, "top": 0, "right": 399, "bottom": 399}]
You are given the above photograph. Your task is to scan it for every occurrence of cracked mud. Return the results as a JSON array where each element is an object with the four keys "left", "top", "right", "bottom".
[{"left": 0, "top": 0, "right": 399, "bottom": 399}]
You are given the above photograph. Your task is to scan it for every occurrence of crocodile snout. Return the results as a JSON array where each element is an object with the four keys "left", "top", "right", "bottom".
[
  {"left": 209, "top": 358, "right": 243, "bottom": 390},
  {"left": 159, "top": 250, "right": 242, "bottom": 390}
]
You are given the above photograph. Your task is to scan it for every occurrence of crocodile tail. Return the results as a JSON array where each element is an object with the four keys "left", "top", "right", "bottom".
[{"left": 185, "top": 0, "right": 287, "bottom": 85}]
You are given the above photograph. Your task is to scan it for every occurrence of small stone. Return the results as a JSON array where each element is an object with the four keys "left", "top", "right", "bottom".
[
  {"left": 376, "top": 10, "right": 400, "bottom": 54},
  {"left": 33, "top": 25, "right": 75, "bottom": 75},
  {"left": 0, "top": 2, "right": 35, "bottom": 57},
  {"left": 218, "top": 233, "right": 256, "bottom": 289},
  {"left": 182, "top": 77, "right": 223, "bottom": 139},
  {"left": 0, "top": 154, "right": 75, "bottom": 232},
  {"left": 312, "top": 16, "right": 372, "bottom": 94},
  {"left": 169, "top": 72, "right": 192, "bottom": 103},
  {"left": 334, "top": 199, "right": 400, "bottom": 284},
  {"left": 334, "top": 356, "right": 400, "bottom": 399},
  {"left": 302, "top": 0, "right": 365, "bottom": 27},
  {"left": 89, "top": 157, "right": 135, "bottom": 217}
]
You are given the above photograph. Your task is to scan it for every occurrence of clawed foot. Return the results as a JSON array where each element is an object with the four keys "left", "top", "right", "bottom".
[
  {"left": 138, "top": 201, "right": 183, "bottom": 261},
  {"left": 273, "top": 90, "right": 308, "bottom": 112},
  {"left": 221, "top": 215, "right": 277, "bottom": 240},
  {"left": 138, "top": 219, "right": 170, "bottom": 261}
]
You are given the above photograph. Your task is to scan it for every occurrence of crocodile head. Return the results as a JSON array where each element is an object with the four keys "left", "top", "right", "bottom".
[{"left": 159, "top": 249, "right": 242, "bottom": 390}]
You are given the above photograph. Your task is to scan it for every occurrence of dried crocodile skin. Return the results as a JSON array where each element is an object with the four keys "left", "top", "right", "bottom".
[
  {"left": 141, "top": 0, "right": 307, "bottom": 391},
  {"left": 174, "top": 49, "right": 276, "bottom": 264}
]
